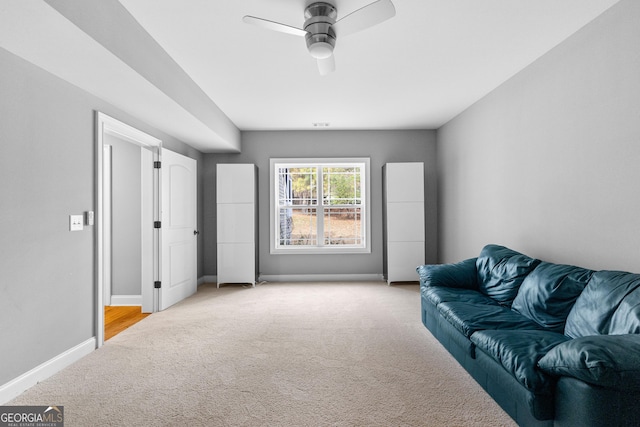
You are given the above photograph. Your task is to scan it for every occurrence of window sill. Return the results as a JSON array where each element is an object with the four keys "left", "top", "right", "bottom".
[{"left": 271, "top": 246, "right": 371, "bottom": 255}]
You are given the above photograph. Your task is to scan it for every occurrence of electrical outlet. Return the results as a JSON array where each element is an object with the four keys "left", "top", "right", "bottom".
[{"left": 70, "top": 215, "right": 84, "bottom": 231}]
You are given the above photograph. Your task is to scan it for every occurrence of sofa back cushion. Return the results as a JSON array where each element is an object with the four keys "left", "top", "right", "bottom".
[
  {"left": 476, "top": 244, "right": 541, "bottom": 307},
  {"left": 512, "top": 262, "right": 593, "bottom": 333},
  {"left": 564, "top": 270, "right": 640, "bottom": 338}
]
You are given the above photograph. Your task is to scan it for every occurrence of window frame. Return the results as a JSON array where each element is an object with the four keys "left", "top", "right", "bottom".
[{"left": 269, "top": 157, "right": 371, "bottom": 255}]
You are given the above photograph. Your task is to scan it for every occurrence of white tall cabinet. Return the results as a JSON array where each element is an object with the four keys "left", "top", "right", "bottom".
[
  {"left": 383, "top": 162, "right": 425, "bottom": 284},
  {"left": 216, "top": 164, "right": 257, "bottom": 287}
]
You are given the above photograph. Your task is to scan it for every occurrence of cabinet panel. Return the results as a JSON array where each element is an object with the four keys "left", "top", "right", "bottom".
[
  {"left": 386, "top": 202, "right": 425, "bottom": 242},
  {"left": 385, "top": 162, "right": 424, "bottom": 203},
  {"left": 217, "top": 243, "right": 255, "bottom": 284},
  {"left": 217, "top": 163, "right": 255, "bottom": 203},
  {"left": 217, "top": 203, "right": 255, "bottom": 243},
  {"left": 387, "top": 241, "right": 424, "bottom": 282}
]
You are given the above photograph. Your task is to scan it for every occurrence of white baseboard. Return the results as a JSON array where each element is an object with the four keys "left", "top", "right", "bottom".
[
  {"left": 0, "top": 337, "right": 95, "bottom": 405},
  {"left": 198, "top": 274, "right": 384, "bottom": 285},
  {"left": 110, "top": 295, "right": 142, "bottom": 306},
  {"left": 258, "top": 273, "right": 385, "bottom": 282},
  {"left": 198, "top": 275, "right": 217, "bottom": 286}
]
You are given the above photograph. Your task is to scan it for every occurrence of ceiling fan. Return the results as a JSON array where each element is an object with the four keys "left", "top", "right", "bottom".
[{"left": 243, "top": 0, "right": 396, "bottom": 76}]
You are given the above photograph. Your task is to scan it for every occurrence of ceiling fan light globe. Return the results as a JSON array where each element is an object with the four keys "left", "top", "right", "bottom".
[{"left": 308, "top": 42, "right": 334, "bottom": 59}]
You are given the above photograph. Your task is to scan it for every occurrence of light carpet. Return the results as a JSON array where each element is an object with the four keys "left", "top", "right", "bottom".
[{"left": 10, "top": 282, "right": 516, "bottom": 426}]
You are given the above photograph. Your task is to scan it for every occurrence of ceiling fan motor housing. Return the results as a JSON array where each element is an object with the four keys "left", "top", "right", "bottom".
[{"left": 304, "top": 2, "right": 337, "bottom": 59}]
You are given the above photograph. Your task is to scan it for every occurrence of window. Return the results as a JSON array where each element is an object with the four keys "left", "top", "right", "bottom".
[{"left": 270, "top": 158, "right": 371, "bottom": 254}]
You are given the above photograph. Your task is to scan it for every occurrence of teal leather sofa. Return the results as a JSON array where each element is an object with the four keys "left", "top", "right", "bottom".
[{"left": 418, "top": 244, "right": 640, "bottom": 426}]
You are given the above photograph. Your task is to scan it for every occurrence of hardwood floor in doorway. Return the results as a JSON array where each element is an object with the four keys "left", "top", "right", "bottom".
[{"left": 105, "top": 306, "right": 151, "bottom": 341}]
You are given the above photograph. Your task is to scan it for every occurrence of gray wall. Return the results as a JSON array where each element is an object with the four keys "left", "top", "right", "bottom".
[
  {"left": 107, "top": 134, "right": 142, "bottom": 296},
  {"left": 203, "top": 130, "right": 438, "bottom": 278},
  {"left": 0, "top": 47, "right": 203, "bottom": 386},
  {"left": 437, "top": 0, "right": 640, "bottom": 272}
]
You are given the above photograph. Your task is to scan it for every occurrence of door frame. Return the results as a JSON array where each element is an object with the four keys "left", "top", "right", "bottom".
[{"left": 95, "top": 112, "right": 161, "bottom": 348}]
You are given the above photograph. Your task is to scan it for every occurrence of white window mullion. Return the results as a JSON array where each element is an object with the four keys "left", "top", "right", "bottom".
[
  {"left": 359, "top": 167, "right": 365, "bottom": 245},
  {"left": 317, "top": 166, "right": 324, "bottom": 247}
]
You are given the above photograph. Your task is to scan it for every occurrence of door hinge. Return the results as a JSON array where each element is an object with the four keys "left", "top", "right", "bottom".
[
  {"left": 154, "top": 281, "right": 161, "bottom": 289},
  {"left": 154, "top": 161, "right": 161, "bottom": 169},
  {"left": 154, "top": 221, "right": 161, "bottom": 229}
]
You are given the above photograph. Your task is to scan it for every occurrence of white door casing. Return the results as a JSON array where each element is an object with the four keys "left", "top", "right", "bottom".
[
  {"left": 103, "top": 144, "right": 113, "bottom": 307},
  {"left": 160, "top": 149, "right": 197, "bottom": 310}
]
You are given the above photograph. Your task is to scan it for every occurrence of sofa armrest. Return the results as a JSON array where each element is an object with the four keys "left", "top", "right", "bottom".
[
  {"left": 416, "top": 258, "right": 478, "bottom": 290},
  {"left": 537, "top": 334, "right": 640, "bottom": 391}
]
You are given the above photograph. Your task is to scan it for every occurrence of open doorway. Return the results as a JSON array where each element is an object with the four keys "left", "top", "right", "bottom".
[
  {"left": 96, "top": 112, "right": 198, "bottom": 346},
  {"left": 96, "top": 112, "right": 160, "bottom": 347}
]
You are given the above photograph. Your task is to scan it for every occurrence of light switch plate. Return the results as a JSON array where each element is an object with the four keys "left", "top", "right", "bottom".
[
  {"left": 86, "top": 211, "right": 94, "bottom": 226},
  {"left": 70, "top": 215, "right": 84, "bottom": 231}
]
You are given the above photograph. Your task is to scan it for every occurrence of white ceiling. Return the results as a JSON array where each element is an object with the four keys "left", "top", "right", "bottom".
[{"left": 0, "top": 0, "right": 621, "bottom": 151}]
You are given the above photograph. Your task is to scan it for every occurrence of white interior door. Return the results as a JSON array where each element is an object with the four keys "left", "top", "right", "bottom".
[{"left": 160, "top": 149, "right": 197, "bottom": 310}]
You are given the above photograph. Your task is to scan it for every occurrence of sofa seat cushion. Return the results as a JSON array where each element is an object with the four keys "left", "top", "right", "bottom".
[
  {"left": 565, "top": 270, "right": 640, "bottom": 338},
  {"left": 538, "top": 334, "right": 640, "bottom": 391},
  {"left": 472, "top": 330, "right": 570, "bottom": 394},
  {"left": 422, "top": 286, "right": 499, "bottom": 307},
  {"left": 512, "top": 262, "right": 593, "bottom": 333},
  {"left": 476, "top": 244, "right": 541, "bottom": 307},
  {"left": 437, "top": 302, "right": 545, "bottom": 338}
]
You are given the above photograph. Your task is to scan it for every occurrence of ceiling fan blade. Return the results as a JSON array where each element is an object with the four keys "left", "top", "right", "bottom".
[
  {"left": 333, "top": 0, "right": 396, "bottom": 37},
  {"left": 317, "top": 55, "right": 336, "bottom": 76},
  {"left": 242, "top": 16, "right": 307, "bottom": 37}
]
